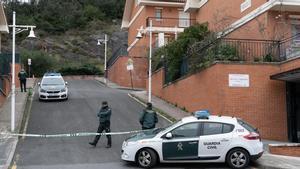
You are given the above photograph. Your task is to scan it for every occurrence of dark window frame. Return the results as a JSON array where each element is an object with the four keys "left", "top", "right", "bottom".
[{"left": 200, "top": 122, "right": 235, "bottom": 136}]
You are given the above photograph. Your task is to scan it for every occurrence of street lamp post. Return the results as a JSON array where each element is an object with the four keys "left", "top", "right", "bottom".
[
  {"left": 9, "top": 11, "right": 36, "bottom": 132},
  {"left": 136, "top": 19, "right": 152, "bottom": 103},
  {"left": 97, "top": 34, "right": 108, "bottom": 84}
]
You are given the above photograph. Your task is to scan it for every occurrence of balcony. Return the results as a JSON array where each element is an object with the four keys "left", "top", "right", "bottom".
[
  {"left": 146, "top": 17, "right": 196, "bottom": 28},
  {"left": 193, "top": 34, "right": 300, "bottom": 62},
  {"left": 184, "top": 0, "right": 208, "bottom": 12},
  {"left": 270, "top": 0, "right": 300, "bottom": 12},
  {"left": 138, "top": 0, "right": 186, "bottom": 7}
]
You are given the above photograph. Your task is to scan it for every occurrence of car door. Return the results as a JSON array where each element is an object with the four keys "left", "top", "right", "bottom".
[
  {"left": 162, "top": 122, "right": 201, "bottom": 160},
  {"left": 198, "top": 122, "right": 234, "bottom": 159}
]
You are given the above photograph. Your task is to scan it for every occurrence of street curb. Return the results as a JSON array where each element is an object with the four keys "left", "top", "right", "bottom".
[
  {"left": 95, "top": 79, "right": 143, "bottom": 91},
  {"left": 6, "top": 81, "right": 36, "bottom": 169}
]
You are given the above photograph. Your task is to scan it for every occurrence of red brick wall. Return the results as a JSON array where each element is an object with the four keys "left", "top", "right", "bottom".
[
  {"left": 0, "top": 64, "right": 21, "bottom": 107},
  {"left": 150, "top": 62, "right": 288, "bottom": 141},
  {"left": 269, "top": 145, "right": 300, "bottom": 157},
  {"left": 107, "top": 56, "right": 148, "bottom": 89}
]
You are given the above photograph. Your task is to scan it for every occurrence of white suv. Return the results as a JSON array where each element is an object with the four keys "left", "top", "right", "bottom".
[
  {"left": 38, "top": 73, "right": 68, "bottom": 100},
  {"left": 121, "top": 111, "right": 263, "bottom": 169}
]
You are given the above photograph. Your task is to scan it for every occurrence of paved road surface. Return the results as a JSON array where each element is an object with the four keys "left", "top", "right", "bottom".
[{"left": 13, "top": 80, "right": 259, "bottom": 169}]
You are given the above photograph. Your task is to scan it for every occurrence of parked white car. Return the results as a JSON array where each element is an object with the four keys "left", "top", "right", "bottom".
[
  {"left": 121, "top": 111, "right": 263, "bottom": 169},
  {"left": 38, "top": 73, "right": 68, "bottom": 100}
]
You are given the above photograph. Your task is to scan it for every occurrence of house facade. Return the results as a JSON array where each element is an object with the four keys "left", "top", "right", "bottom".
[
  {"left": 0, "top": 3, "right": 9, "bottom": 107},
  {"left": 110, "top": 0, "right": 300, "bottom": 142}
]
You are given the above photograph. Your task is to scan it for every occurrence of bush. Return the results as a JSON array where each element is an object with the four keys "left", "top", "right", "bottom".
[
  {"left": 20, "top": 49, "right": 57, "bottom": 77},
  {"left": 217, "top": 44, "right": 239, "bottom": 61},
  {"left": 59, "top": 64, "right": 103, "bottom": 76}
]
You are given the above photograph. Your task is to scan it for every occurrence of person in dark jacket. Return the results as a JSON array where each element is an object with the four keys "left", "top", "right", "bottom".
[
  {"left": 89, "top": 101, "right": 112, "bottom": 148},
  {"left": 18, "top": 69, "right": 27, "bottom": 92},
  {"left": 140, "top": 102, "right": 158, "bottom": 130}
]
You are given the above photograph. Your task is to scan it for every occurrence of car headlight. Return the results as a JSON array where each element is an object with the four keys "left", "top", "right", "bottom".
[
  {"left": 123, "top": 141, "right": 137, "bottom": 147},
  {"left": 40, "top": 89, "right": 46, "bottom": 93},
  {"left": 61, "top": 88, "right": 66, "bottom": 92}
]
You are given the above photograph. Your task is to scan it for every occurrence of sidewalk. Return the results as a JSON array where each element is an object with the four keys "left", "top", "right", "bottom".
[
  {"left": 95, "top": 77, "right": 144, "bottom": 91},
  {"left": 101, "top": 78, "right": 300, "bottom": 169},
  {"left": 0, "top": 78, "right": 35, "bottom": 169}
]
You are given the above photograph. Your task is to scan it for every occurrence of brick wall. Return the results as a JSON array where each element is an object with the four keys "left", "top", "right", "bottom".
[
  {"left": 269, "top": 145, "right": 300, "bottom": 157},
  {"left": 0, "top": 64, "right": 21, "bottom": 107},
  {"left": 107, "top": 55, "right": 148, "bottom": 89},
  {"left": 150, "top": 62, "right": 288, "bottom": 141}
]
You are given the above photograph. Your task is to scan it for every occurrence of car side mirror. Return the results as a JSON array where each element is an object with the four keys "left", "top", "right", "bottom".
[
  {"left": 38, "top": 82, "right": 40, "bottom": 86},
  {"left": 65, "top": 82, "right": 68, "bottom": 85},
  {"left": 165, "top": 133, "right": 173, "bottom": 139}
]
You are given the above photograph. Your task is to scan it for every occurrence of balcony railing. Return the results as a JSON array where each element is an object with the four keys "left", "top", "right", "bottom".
[
  {"left": 146, "top": 17, "right": 196, "bottom": 28},
  {"left": 219, "top": 38, "right": 281, "bottom": 62},
  {"left": 191, "top": 34, "right": 300, "bottom": 63}
]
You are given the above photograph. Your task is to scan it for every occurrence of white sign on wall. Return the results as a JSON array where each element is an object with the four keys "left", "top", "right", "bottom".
[
  {"left": 241, "top": 0, "right": 251, "bottom": 12},
  {"left": 229, "top": 74, "right": 249, "bottom": 87},
  {"left": 127, "top": 58, "right": 134, "bottom": 70},
  {"left": 158, "top": 33, "right": 165, "bottom": 47}
]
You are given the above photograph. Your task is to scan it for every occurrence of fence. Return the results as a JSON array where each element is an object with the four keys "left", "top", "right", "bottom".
[
  {"left": 160, "top": 34, "right": 300, "bottom": 84},
  {"left": 0, "top": 53, "right": 20, "bottom": 93},
  {"left": 146, "top": 17, "right": 196, "bottom": 28},
  {"left": 107, "top": 45, "right": 128, "bottom": 68}
]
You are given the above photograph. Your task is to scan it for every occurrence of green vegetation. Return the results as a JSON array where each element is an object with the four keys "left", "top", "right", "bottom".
[
  {"left": 59, "top": 64, "right": 103, "bottom": 76},
  {"left": 3, "top": 0, "right": 124, "bottom": 76},
  {"left": 6, "top": 0, "right": 124, "bottom": 34},
  {"left": 153, "top": 23, "right": 244, "bottom": 83},
  {"left": 21, "top": 49, "right": 57, "bottom": 77},
  {"left": 153, "top": 23, "right": 212, "bottom": 82}
]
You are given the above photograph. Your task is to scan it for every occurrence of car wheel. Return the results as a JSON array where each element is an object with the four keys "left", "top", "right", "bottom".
[
  {"left": 136, "top": 148, "right": 157, "bottom": 168},
  {"left": 226, "top": 148, "right": 250, "bottom": 169}
]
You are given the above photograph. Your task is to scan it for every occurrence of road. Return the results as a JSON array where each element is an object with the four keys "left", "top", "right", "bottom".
[{"left": 13, "top": 80, "right": 260, "bottom": 169}]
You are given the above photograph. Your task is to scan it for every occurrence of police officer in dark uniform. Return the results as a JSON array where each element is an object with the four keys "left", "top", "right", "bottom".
[
  {"left": 89, "top": 101, "right": 112, "bottom": 148},
  {"left": 139, "top": 102, "right": 158, "bottom": 130},
  {"left": 18, "top": 69, "right": 27, "bottom": 92}
]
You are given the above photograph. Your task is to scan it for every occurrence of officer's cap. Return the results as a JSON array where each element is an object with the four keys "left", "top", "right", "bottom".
[{"left": 102, "top": 101, "right": 108, "bottom": 106}]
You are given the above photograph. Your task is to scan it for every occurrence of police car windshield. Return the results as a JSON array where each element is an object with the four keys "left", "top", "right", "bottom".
[
  {"left": 160, "top": 120, "right": 182, "bottom": 133},
  {"left": 42, "top": 78, "right": 64, "bottom": 86}
]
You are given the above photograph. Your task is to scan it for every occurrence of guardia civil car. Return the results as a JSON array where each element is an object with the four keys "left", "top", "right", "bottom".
[
  {"left": 121, "top": 111, "right": 263, "bottom": 168},
  {"left": 38, "top": 73, "right": 68, "bottom": 100}
]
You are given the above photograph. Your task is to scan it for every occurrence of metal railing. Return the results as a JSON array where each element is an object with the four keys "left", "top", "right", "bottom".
[
  {"left": 219, "top": 38, "right": 281, "bottom": 62},
  {"left": 107, "top": 45, "right": 128, "bottom": 68},
  {"left": 146, "top": 17, "right": 197, "bottom": 28},
  {"left": 279, "top": 34, "right": 300, "bottom": 61}
]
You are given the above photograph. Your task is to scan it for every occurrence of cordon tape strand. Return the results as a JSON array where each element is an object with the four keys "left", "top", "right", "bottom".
[{"left": 0, "top": 129, "right": 154, "bottom": 138}]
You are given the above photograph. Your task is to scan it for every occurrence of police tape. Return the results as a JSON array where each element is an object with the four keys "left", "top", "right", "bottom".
[{"left": 0, "top": 129, "right": 151, "bottom": 138}]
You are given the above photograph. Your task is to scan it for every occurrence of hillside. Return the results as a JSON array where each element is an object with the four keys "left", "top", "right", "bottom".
[{"left": 1, "top": 0, "right": 127, "bottom": 76}]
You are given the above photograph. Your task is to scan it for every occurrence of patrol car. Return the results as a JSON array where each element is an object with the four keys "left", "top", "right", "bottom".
[
  {"left": 121, "top": 111, "right": 263, "bottom": 168},
  {"left": 38, "top": 73, "right": 68, "bottom": 100}
]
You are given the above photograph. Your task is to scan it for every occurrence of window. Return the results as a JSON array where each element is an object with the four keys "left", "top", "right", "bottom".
[
  {"left": 155, "top": 8, "right": 162, "bottom": 20},
  {"left": 202, "top": 122, "right": 234, "bottom": 136},
  {"left": 237, "top": 119, "right": 257, "bottom": 133},
  {"left": 171, "top": 122, "right": 200, "bottom": 138},
  {"left": 203, "top": 123, "right": 223, "bottom": 135}
]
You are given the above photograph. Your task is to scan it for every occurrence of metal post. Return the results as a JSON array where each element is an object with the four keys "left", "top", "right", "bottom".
[
  {"left": 104, "top": 34, "right": 107, "bottom": 84},
  {"left": 11, "top": 11, "right": 16, "bottom": 132},
  {"left": 148, "top": 20, "right": 152, "bottom": 103},
  {"left": 130, "top": 70, "right": 133, "bottom": 90}
]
